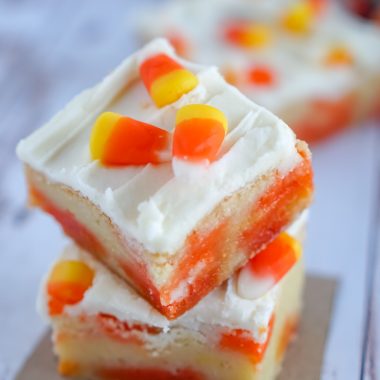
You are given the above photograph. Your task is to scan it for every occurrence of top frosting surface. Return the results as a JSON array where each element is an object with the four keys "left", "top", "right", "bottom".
[{"left": 17, "top": 39, "right": 300, "bottom": 254}]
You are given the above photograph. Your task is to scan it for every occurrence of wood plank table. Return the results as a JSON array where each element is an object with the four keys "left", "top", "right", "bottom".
[{"left": 0, "top": 1, "right": 379, "bottom": 379}]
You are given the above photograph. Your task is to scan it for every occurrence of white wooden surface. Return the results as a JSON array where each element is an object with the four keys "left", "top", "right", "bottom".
[{"left": 0, "top": 1, "right": 379, "bottom": 379}]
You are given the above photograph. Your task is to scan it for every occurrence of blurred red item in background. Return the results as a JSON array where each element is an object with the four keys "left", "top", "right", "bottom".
[{"left": 346, "top": 0, "right": 379, "bottom": 18}]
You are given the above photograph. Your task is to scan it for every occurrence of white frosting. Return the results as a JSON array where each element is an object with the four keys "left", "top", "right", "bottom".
[
  {"left": 37, "top": 212, "right": 307, "bottom": 344},
  {"left": 237, "top": 269, "right": 275, "bottom": 300},
  {"left": 17, "top": 39, "right": 300, "bottom": 254},
  {"left": 309, "top": 3, "right": 380, "bottom": 71},
  {"left": 139, "top": 0, "right": 380, "bottom": 113}
]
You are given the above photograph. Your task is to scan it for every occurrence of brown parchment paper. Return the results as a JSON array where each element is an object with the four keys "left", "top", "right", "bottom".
[
  {"left": 277, "top": 276, "right": 337, "bottom": 380},
  {"left": 16, "top": 275, "right": 337, "bottom": 380}
]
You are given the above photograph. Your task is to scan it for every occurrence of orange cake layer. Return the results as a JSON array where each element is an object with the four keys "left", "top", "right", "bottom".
[{"left": 287, "top": 92, "right": 357, "bottom": 143}]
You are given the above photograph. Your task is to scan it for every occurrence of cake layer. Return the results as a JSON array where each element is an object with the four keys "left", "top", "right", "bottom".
[
  {"left": 39, "top": 212, "right": 308, "bottom": 339},
  {"left": 18, "top": 39, "right": 313, "bottom": 318},
  {"left": 139, "top": 0, "right": 380, "bottom": 142},
  {"left": 40, "top": 217, "right": 306, "bottom": 380},
  {"left": 44, "top": 264, "right": 303, "bottom": 380}
]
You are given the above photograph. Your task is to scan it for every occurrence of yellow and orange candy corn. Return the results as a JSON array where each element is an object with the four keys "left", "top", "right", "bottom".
[
  {"left": 325, "top": 45, "right": 354, "bottom": 66},
  {"left": 248, "top": 65, "right": 276, "bottom": 87},
  {"left": 47, "top": 260, "right": 94, "bottom": 316},
  {"left": 224, "top": 21, "right": 272, "bottom": 49},
  {"left": 308, "top": 0, "right": 327, "bottom": 15},
  {"left": 166, "top": 31, "right": 190, "bottom": 58},
  {"left": 139, "top": 53, "right": 199, "bottom": 108},
  {"left": 282, "top": 2, "right": 316, "bottom": 34},
  {"left": 223, "top": 66, "right": 240, "bottom": 86},
  {"left": 173, "top": 104, "right": 228, "bottom": 162},
  {"left": 90, "top": 112, "right": 170, "bottom": 166},
  {"left": 247, "top": 232, "right": 302, "bottom": 283}
]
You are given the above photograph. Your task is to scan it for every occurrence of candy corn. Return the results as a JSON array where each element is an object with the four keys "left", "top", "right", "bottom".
[
  {"left": 325, "top": 45, "right": 354, "bottom": 66},
  {"left": 140, "top": 54, "right": 199, "bottom": 108},
  {"left": 90, "top": 112, "right": 170, "bottom": 166},
  {"left": 223, "top": 67, "right": 239, "bottom": 86},
  {"left": 173, "top": 104, "right": 228, "bottom": 162},
  {"left": 237, "top": 233, "right": 302, "bottom": 299},
  {"left": 166, "top": 32, "right": 189, "bottom": 57},
  {"left": 248, "top": 233, "right": 302, "bottom": 280},
  {"left": 248, "top": 65, "right": 276, "bottom": 86},
  {"left": 47, "top": 260, "right": 94, "bottom": 316},
  {"left": 308, "top": 0, "right": 327, "bottom": 15},
  {"left": 224, "top": 22, "right": 272, "bottom": 49},
  {"left": 282, "top": 2, "right": 315, "bottom": 34}
]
